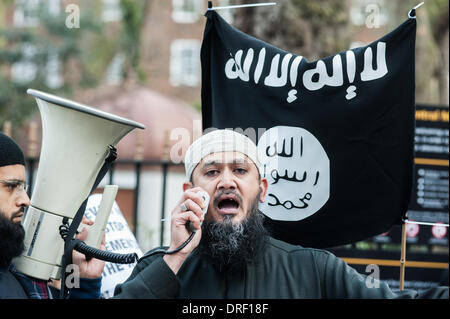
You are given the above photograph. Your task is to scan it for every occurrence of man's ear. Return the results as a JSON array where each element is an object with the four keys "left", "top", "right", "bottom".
[
  {"left": 183, "top": 181, "right": 193, "bottom": 192},
  {"left": 259, "top": 177, "right": 269, "bottom": 203}
]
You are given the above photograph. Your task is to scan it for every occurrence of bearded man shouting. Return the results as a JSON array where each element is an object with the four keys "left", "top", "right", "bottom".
[{"left": 114, "top": 130, "right": 448, "bottom": 299}]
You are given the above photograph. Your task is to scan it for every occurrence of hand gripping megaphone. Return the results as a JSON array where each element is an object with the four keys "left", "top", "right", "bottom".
[{"left": 13, "top": 89, "right": 145, "bottom": 281}]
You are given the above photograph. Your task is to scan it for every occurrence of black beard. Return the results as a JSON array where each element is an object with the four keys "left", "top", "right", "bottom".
[
  {"left": 0, "top": 211, "right": 25, "bottom": 268},
  {"left": 197, "top": 197, "right": 269, "bottom": 273}
]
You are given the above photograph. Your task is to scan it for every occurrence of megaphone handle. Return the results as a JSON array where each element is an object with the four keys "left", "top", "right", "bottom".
[{"left": 84, "top": 185, "right": 118, "bottom": 248}]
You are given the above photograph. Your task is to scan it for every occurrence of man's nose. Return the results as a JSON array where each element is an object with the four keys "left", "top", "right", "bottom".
[
  {"left": 16, "top": 191, "right": 31, "bottom": 208},
  {"left": 217, "top": 168, "right": 237, "bottom": 190}
]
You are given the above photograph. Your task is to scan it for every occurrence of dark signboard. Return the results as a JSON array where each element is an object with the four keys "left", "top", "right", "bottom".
[{"left": 329, "top": 104, "right": 449, "bottom": 292}]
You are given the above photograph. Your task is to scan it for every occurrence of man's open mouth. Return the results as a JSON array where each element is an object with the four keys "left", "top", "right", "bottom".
[{"left": 216, "top": 194, "right": 241, "bottom": 214}]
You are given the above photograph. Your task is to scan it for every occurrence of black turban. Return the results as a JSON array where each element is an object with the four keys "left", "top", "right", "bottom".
[{"left": 0, "top": 132, "right": 25, "bottom": 168}]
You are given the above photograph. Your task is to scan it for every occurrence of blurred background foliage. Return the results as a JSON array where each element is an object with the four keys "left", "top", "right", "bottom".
[
  {"left": 0, "top": 0, "right": 448, "bottom": 133},
  {"left": 0, "top": 0, "right": 149, "bottom": 135},
  {"left": 0, "top": 0, "right": 102, "bottom": 132}
]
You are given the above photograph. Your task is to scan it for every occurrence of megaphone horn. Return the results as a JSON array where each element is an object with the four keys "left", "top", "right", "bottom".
[{"left": 13, "top": 89, "right": 145, "bottom": 281}]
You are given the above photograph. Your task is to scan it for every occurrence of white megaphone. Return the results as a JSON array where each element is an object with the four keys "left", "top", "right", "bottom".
[{"left": 13, "top": 89, "right": 145, "bottom": 281}]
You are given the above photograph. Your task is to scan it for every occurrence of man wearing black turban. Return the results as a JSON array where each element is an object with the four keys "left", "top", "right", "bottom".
[
  {"left": 0, "top": 132, "right": 32, "bottom": 298},
  {"left": 0, "top": 132, "right": 103, "bottom": 299}
]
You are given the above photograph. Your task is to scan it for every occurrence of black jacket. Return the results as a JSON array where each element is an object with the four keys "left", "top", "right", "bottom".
[
  {"left": 113, "top": 237, "right": 448, "bottom": 299},
  {"left": 0, "top": 265, "right": 28, "bottom": 299},
  {"left": 0, "top": 264, "right": 101, "bottom": 299}
]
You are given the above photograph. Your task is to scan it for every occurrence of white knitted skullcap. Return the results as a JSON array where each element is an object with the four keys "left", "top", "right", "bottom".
[{"left": 184, "top": 129, "right": 261, "bottom": 181}]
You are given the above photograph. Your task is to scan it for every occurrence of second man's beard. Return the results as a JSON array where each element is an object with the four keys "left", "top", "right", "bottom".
[
  {"left": 0, "top": 210, "right": 25, "bottom": 268},
  {"left": 197, "top": 193, "right": 269, "bottom": 273}
]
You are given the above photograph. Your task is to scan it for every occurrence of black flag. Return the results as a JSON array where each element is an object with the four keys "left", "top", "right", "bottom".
[{"left": 201, "top": 10, "right": 417, "bottom": 248}]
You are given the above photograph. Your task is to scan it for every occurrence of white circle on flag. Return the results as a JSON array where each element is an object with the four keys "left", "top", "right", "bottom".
[{"left": 257, "top": 126, "right": 330, "bottom": 221}]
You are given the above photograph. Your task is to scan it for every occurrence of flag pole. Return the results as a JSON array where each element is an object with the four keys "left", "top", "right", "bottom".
[
  {"left": 208, "top": 2, "right": 277, "bottom": 11},
  {"left": 400, "top": 0, "right": 425, "bottom": 292},
  {"left": 408, "top": 2, "right": 424, "bottom": 18},
  {"left": 399, "top": 219, "right": 448, "bottom": 290},
  {"left": 399, "top": 219, "right": 407, "bottom": 290}
]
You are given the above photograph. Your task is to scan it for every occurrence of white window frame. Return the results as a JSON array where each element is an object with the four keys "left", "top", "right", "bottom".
[
  {"left": 172, "top": 0, "right": 203, "bottom": 24},
  {"left": 105, "top": 53, "right": 125, "bottom": 85},
  {"left": 102, "top": 0, "right": 122, "bottom": 22},
  {"left": 11, "top": 44, "right": 63, "bottom": 88},
  {"left": 169, "top": 39, "right": 201, "bottom": 87},
  {"left": 47, "top": 0, "right": 61, "bottom": 16},
  {"left": 13, "top": 0, "right": 61, "bottom": 27},
  {"left": 11, "top": 44, "right": 38, "bottom": 84},
  {"left": 45, "top": 51, "right": 63, "bottom": 89},
  {"left": 13, "top": 0, "right": 40, "bottom": 27}
]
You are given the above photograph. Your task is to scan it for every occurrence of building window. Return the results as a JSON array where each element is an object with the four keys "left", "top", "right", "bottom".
[
  {"left": 172, "top": 0, "right": 203, "bottom": 24},
  {"left": 169, "top": 39, "right": 201, "bottom": 87},
  {"left": 13, "top": 0, "right": 40, "bottom": 27},
  {"left": 11, "top": 44, "right": 38, "bottom": 83},
  {"left": 13, "top": 0, "right": 61, "bottom": 27},
  {"left": 105, "top": 53, "right": 125, "bottom": 85},
  {"left": 11, "top": 44, "right": 63, "bottom": 88},
  {"left": 47, "top": 0, "right": 61, "bottom": 16},
  {"left": 45, "top": 51, "right": 63, "bottom": 89},
  {"left": 102, "top": 0, "right": 122, "bottom": 22}
]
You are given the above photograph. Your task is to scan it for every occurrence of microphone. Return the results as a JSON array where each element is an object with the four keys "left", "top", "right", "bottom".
[{"left": 138, "top": 191, "right": 211, "bottom": 262}]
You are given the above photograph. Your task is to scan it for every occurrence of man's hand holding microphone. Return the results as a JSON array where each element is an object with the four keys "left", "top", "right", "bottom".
[{"left": 163, "top": 187, "right": 209, "bottom": 275}]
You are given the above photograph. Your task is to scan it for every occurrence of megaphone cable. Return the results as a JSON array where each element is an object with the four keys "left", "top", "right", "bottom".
[
  {"left": 59, "top": 219, "right": 139, "bottom": 264},
  {"left": 74, "top": 240, "right": 138, "bottom": 264},
  {"left": 137, "top": 231, "right": 196, "bottom": 263}
]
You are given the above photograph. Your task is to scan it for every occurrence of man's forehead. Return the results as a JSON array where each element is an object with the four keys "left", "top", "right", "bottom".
[
  {"left": 0, "top": 164, "right": 26, "bottom": 180},
  {"left": 199, "top": 152, "right": 253, "bottom": 166}
]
